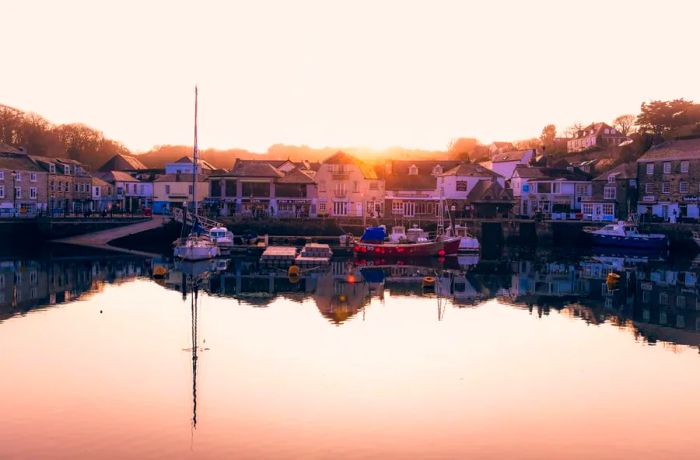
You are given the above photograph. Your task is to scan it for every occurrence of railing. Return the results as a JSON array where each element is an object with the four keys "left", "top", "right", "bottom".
[{"left": 171, "top": 207, "right": 223, "bottom": 231}]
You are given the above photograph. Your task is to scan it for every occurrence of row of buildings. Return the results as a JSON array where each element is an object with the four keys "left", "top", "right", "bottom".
[{"left": 2, "top": 134, "right": 700, "bottom": 222}]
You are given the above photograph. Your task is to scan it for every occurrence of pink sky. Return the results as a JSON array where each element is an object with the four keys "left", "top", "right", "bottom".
[{"left": 3, "top": 0, "right": 699, "bottom": 152}]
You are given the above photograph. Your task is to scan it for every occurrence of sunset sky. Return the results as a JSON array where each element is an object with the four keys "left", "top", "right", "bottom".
[{"left": 3, "top": 0, "right": 699, "bottom": 153}]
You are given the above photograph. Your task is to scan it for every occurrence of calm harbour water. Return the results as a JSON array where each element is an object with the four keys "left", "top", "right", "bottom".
[{"left": 1, "top": 247, "right": 700, "bottom": 459}]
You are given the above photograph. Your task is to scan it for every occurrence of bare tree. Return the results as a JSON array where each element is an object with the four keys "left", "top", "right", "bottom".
[
  {"left": 613, "top": 114, "right": 635, "bottom": 136},
  {"left": 564, "top": 122, "right": 584, "bottom": 138}
]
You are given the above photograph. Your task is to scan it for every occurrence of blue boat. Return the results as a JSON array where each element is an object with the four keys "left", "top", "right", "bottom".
[{"left": 584, "top": 221, "right": 668, "bottom": 250}]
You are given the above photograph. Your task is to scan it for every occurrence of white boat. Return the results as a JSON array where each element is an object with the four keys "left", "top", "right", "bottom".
[
  {"left": 174, "top": 86, "right": 220, "bottom": 261},
  {"left": 446, "top": 225, "right": 480, "bottom": 252},
  {"left": 209, "top": 226, "right": 234, "bottom": 251}
]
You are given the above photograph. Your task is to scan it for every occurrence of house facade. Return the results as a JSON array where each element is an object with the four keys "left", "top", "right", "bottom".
[
  {"left": 30, "top": 156, "right": 91, "bottom": 215},
  {"left": 567, "top": 122, "right": 630, "bottom": 153},
  {"left": 207, "top": 159, "right": 317, "bottom": 217},
  {"left": 165, "top": 156, "right": 218, "bottom": 175},
  {"left": 0, "top": 152, "right": 49, "bottom": 216},
  {"left": 384, "top": 160, "right": 460, "bottom": 218},
  {"left": 583, "top": 162, "right": 637, "bottom": 221},
  {"left": 511, "top": 165, "right": 592, "bottom": 218},
  {"left": 438, "top": 163, "right": 506, "bottom": 218},
  {"left": 636, "top": 138, "right": 700, "bottom": 221},
  {"left": 96, "top": 171, "right": 153, "bottom": 212},
  {"left": 91, "top": 177, "right": 113, "bottom": 212},
  {"left": 152, "top": 173, "right": 210, "bottom": 214},
  {"left": 315, "top": 152, "right": 383, "bottom": 218}
]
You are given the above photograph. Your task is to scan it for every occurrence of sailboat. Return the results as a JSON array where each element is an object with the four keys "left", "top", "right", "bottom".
[{"left": 174, "top": 86, "right": 220, "bottom": 261}]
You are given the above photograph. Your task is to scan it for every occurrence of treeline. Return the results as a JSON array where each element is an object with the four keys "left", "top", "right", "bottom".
[{"left": 0, "top": 104, "right": 130, "bottom": 169}]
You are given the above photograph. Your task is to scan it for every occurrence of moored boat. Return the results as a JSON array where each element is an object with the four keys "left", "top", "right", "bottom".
[
  {"left": 209, "top": 226, "right": 234, "bottom": 252},
  {"left": 583, "top": 221, "right": 668, "bottom": 250},
  {"left": 354, "top": 226, "right": 461, "bottom": 257}
]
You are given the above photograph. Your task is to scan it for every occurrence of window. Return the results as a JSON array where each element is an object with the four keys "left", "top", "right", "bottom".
[
  {"left": 392, "top": 200, "right": 404, "bottom": 214},
  {"left": 30, "top": 172, "right": 37, "bottom": 182},
  {"left": 49, "top": 181, "right": 55, "bottom": 192},
  {"left": 677, "top": 295, "right": 686, "bottom": 308},
  {"left": 15, "top": 187, "right": 21, "bottom": 199},
  {"left": 662, "top": 182, "right": 670, "bottom": 194},
  {"left": 188, "top": 185, "right": 193, "bottom": 195},
  {"left": 663, "top": 162, "right": 671, "bottom": 174},
  {"left": 552, "top": 183, "right": 561, "bottom": 194},
  {"left": 642, "top": 290, "right": 650, "bottom": 303},
  {"left": 165, "top": 185, "right": 171, "bottom": 194},
  {"left": 95, "top": 187, "right": 100, "bottom": 197},
  {"left": 645, "top": 183, "right": 654, "bottom": 194},
  {"left": 536, "top": 182, "right": 552, "bottom": 194},
  {"left": 15, "top": 172, "right": 21, "bottom": 182},
  {"left": 0, "top": 185, "right": 4, "bottom": 198},
  {"left": 30, "top": 187, "right": 37, "bottom": 199},
  {"left": 603, "top": 203, "right": 614, "bottom": 215},
  {"left": 681, "top": 161, "right": 689, "bottom": 173},
  {"left": 333, "top": 201, "right": 348, "bottom": 216},
  {"left": 456, "top": 181, "right": 467, "bottom": 192},
  {"left": 319, "top": 201, "right": 327, "bottom": 213},
  {"left": 369, "top": 181, "right": 378, "bottom": 190},
  {"left": 659, "top": 292, "right": 668, "bottom": 305},
  {"left": 408, "top": 165, "right": 418, "bottom": 175},
  {"left": 49, "top": 164, "right": 56, "bottom": 174},
  {"left": 353, "top": 181, "right": 359, "bottom": 193},
  {"left": 607, "top": 175, "right": 616, "bottom": 183},
  {"left": 432, "top": 165, "right": 443, "bottom": 175},
  {"left": 334, "top": 182, "right": 346, "bottom": 197},
  {"left": 74, "top": 184, "right": 79, "bottom": 192},
  {"left": 0, "top": 171, "right": 4, "bottom": 180},
  {"left": 680, "top": 182, "right": 689, "bottom": 193},
  {"left": 604, "top": 186, "right": 616, "bottom": 200},
  {"left": 318, "top": 181, "right": 326, "bottom": 192},
  {"left": 64, "top": 166, "right": 70, "bottom": 175},
  {"left": 646, "top": 163, "right": 654, "bottom": 175}
]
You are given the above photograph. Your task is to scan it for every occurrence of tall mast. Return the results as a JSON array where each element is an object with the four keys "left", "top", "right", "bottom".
[{"left": 193, "top": 86, "right": 198, "bottom": 218}]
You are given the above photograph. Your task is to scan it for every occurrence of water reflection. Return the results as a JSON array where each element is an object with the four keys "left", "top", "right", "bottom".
[{"left": 2, "top": 249, "right": 700, "bottom": 351}]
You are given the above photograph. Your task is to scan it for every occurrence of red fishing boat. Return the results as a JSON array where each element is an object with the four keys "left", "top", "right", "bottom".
[{"left": 353, "top": 226, "right": 461, "bottom": 257}]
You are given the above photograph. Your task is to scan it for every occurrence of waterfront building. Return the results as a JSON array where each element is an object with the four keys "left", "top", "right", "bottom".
[
  {"left": 567, "top": 122, "right": 630, "bottom": 153},
  {"left": 96, "top": 171, "right": 153, "bottom": 212},
  {"left": 511, "top": 165, "right": 592, "bottom": 218},
  {"left": 490, "top": 149, "right": 535, "bottom": 179},
  {"left": 584, "top": 162, "right": 637, "bottom": 221},
  {"left": 208, "top": 159, "right": 317, "bottom": 217},
  {"left": 383, "top": 160, "right": 460, "bottom": 218},
  {"left": 315, "top": 151, "right": 384, "bottom": 218},
  {"left": 152, "top": 173, "right": 209, "bottom": 214},
  {"left": 636, "top": 138, "right": 700, "bottom": 222},
  {"left": 0, "top": 152, "right": 48, "bottom": 216},
  {"left": 437, "top": 163, "right": 507, "bottom": 218},
  {"left": 30, "top": 156, "right": 92, "bottom": 215}
]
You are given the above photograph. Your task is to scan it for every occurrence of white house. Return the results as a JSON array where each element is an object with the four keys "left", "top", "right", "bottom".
[
  {"left": 165, "top": 156, "right": 218, "bottom": 175},
  {"left": 315, "top": 151, "right": 383, "bottom": 217},
  {"left": 491, "top": 149, "right": 535, "bottom": 179},
  {"left": 512, "top": 165, "right": 592, "bottom": 218},
  {"left": 152, "top": 173, "right": 209, "bottom": 214}
]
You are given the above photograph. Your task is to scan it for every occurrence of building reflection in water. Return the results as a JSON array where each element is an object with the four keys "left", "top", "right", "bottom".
[
  {"left": 3, "top": 249, "right": 700, "bottom": 352},
  {"left": 0, "top": 255, "right": 151, "bottom": 322}
]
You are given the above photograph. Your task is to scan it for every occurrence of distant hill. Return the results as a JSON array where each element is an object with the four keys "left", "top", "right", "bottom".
[{"left": 135, "top": 143, "right": 449, "bottom": 169}]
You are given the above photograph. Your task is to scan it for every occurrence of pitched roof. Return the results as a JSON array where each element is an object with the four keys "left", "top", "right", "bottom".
[
  {"left": 0, "top": 153, "right": 43, "bottom": 172},
  {"left": 172, "top": 155, "right": 217, "bottom": 170},
  {"left": 97, "top": 154, "right": 147, "bottom": 172},
  {"left": 385, "top": 174, "right": 437, "bottom": 191},
  {"left": 467, "top": 180, "right": 514, "bottom": 203},
  {"left": 492, "top": 149, "right": 534, "bottom": 163},
  {"left": 97, "top": 171, "right": 140, "bottom": 183},
  {"left": 514, "top": 164, "right": 590, "bottom": 181},
  {"left": 593, "top": 162, "right": 637, "bottom": 181},
  {"left": 276, "top": 168, "right": 316, "bottom": 184},
  {"left": 154, "top": 173, "right": 208, "bottom": 183},
  {"left": 91, "top": 176, "right": 110, "bottom": 187},
  {"left": 0, "top": 143, "right": 23, "bottom": 154},
  {"left": 637, "top": 138, "right": 700, "bottom": 162},
  {"left": 322, "top": 151, "right": 378, "bottom": 179},
  {"left": 230, "top": 160, "right": 285, "bottom": 178},
  {"left": 440, "top": 162, "right": 502, "bottom": 179}
]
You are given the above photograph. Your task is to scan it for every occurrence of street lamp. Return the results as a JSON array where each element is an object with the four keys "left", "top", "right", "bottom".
[{"left": 11, "top": 171, "right": 16, "bottom": 217}]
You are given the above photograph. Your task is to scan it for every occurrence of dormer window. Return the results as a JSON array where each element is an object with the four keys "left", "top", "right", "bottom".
[
  {"left": 607, "top": 175, "right": 615, "bottom": 183},
  {"left": 49, "top": 164, "right": 56, "bottom": 174},
  {"left": 64, "top": 165, "right": 70, "bottom": 175},
  {"left": 408, "top": 165, "right": 418, "bottom": 175},
  {"left": 432, "top": 165, "right": 443, "bottom": 175}
]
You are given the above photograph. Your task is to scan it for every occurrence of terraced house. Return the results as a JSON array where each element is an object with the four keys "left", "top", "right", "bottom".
[
  {"left": 0, "top": 146, "right": 48, "bottom": 216},
  {"left": 637, "top": 138, "right": 700, "bottom": 222},
  {"left": 31, "top": 156, "right": 92, "bottom": 215}
]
